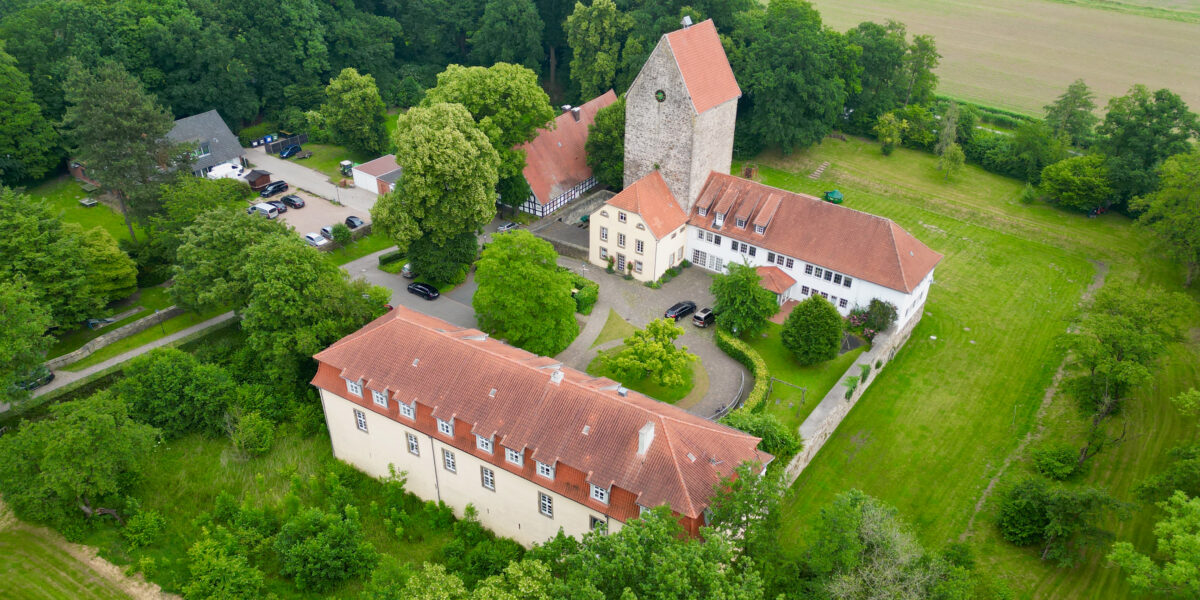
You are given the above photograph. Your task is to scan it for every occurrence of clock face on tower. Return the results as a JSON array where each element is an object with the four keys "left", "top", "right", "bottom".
[{"left": 655, "top": 90, "right": 666, "bottom": 102}]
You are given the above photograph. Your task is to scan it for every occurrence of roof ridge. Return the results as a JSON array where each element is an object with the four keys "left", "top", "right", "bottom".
[
  {"left": 656, "top": 413, "right": 699, "bottom": 516},
  {"left": 887, "top": 221, "right": 910, "bottom": 292}
]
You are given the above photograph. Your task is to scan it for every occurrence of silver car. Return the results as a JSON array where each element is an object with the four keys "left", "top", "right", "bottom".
[{"left": 304, "top": 232, "right": 329, "bottom": 248}]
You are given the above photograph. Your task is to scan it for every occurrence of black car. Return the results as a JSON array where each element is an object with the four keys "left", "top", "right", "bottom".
[
  {"left": 266, "top": 200, "right": 288, "bottom": 213},
  {"left": 280, "top": 144, "right": 302, "bottom": 159},
  {"left": 259, "top": 180, "right": 288, "bottom": 197},
  {"left": 14, "top": 366, "right": 54, "bottom": 391},
  {"left": 345, "top": 215, "right": 365, "bottom": 229},
  {"left": 407, "top": 282, "right": 440, "bottom": 300},
  {"left": 664, "top": 301, "right": 697, "bottom": 321},
  {"left": 280, "top": 194, "right": 305, "bottom": 209}
]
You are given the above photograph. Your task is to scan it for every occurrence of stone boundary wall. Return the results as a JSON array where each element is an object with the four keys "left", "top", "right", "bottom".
[
  {"left": 45, "top": 306, "right": 186, "bottom": 370},
  {"left": 783, "top": 301, "right": 927, "bottom": 485}
]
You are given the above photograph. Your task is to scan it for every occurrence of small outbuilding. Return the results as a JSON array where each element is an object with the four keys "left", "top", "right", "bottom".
[{"left": 351, "top": 154, "right": 403, "bottom": 195}]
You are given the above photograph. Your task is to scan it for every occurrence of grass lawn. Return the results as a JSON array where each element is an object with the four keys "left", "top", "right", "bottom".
[
  {"left": 742, "top": 135, "right": 1199, "bottom": 598},
  {"left": 745, "top": 323, "right": 866, "bottom": 431},
  {"left": 80, "top": 429, "right": 452, "bottom": 599},
  {"left": 0, "top": 526, "right": 130, "bottom": 600},
  {"left": 301, "top": 143, "right": 376, "bottom": 183},
  {"left": 47, "top": 287, "right": 175, "bottom": 359},
  {"left": 27, "top": 175, "right": 143, "bottom": 243},
  {"left": 63, "top": 305, "right": 228, "bottom": 371},
  {"left": 591, "top": 309, "right": 637, "bottom": 348},
  {"left": 327, "top": 232, "right": 395, "bottom": 266},
  {"left": 587, "top": 346, "right": 698, "bottom": 404}
]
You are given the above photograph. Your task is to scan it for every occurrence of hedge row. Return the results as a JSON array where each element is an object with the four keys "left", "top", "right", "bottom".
[
  {"left": 378, "top": 250, "right": 405, "bottom": 266},
  {"left": 715, "top": 328, "right": 770, "bottom": 412},
  {"left": 567, "top": 272, "right": 599, "bottom": 315}
]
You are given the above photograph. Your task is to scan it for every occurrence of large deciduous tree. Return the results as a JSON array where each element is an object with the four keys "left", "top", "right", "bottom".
[
  {"left": 1097, "top": 85, "right": 1199, "bottom": 208},
  {"left": 407, "top": 231, "right": 478, "bottom": 284},
  {"left": 608, "top": 318, "right": 696, "bottom": 388},
  {"left": 1039, "top": 154, "right": 1113, "bottom": 212},
  {"left": 60, "top": 60, "right": 186, "bottom": 240},
  {"left": 585, "top": 95, "right": 625, "bottom": 190},
  {"left": 842, "top": 20, "right": 910, "bottom": 134},
  {"left": 781, "top": 295, "right": 843, "bottom": 366},
  {"left": 171, "top": 210, "right": 290, "bottom": 312},
  {"left": 997, "top": 477, "right": 1127, "bottom": 566},
  {"left": 1109, "top": 491, "right": 1200, "bottom": 598},
  {"left": 1132, "top": 150, "right": 1200, "bottom": 286},
  {"left": 705, "top": 461, "right": 784, "bottom": 561},
  {"left": 0, "top": 42, "right": 60, "bottom": 184},
  {"left": 711, "top": 262, "right": 778, "bottom": 337},
  {"left": 471, "top": 0, "right": 545, "bottom": 73},
  {"left": 1044, "top": 79, "right": 1099, "bottom": 148},
  {"left": 114, "top": 347, "right": 236, "bottom": 438},
  {"left": 727, "top": 0, "right": 861, "bottom": 155},
  {"left": 78, "top": 226, "right": 138, "bottom": 303},
  {"left": 0, "top": 279, "right": 53, "bottom": 407},
  {"left": 153, "top": 177, "right": 252, "bottom": 261},
  {"left": 371, "top": 103, "right": 500, "bottom": 248},
  {"left": 565, "top": 0, "right": 632, "bottom": 100},
  {"left": 0, "top": 391, "right": 158, "bottom": 529},
  {"left": 473, "top": 231, "right": 578, "bottom": 356},
  {"left": 321, "top": 67, "right": 390, "bottom": 156}
]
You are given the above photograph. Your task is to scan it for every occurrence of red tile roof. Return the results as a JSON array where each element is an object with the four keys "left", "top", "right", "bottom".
[
  {"left": 690, "top": 173, "right": 943, "bottom": 293},
  {"left": 353, "top": 154, "right": 401, "bottom": 177},
  {"left": 665, "top": 19, "right": 741, "bottom": 114},
  {"left": 756, "top": 266, "right": 796, "bottom": 295},
  {"left": 605, "top": 171, "right": 688, "bottom": 239},
  {"left": 312, "top": 306, "right": 770, "bottom": 519},
  {"left": 520, "top": 90, "right": 618, "bottom": 205}
]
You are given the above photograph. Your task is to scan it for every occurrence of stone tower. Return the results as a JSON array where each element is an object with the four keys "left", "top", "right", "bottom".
[{"left": 623, "top": 18, "right": 740, "bottom": 212}]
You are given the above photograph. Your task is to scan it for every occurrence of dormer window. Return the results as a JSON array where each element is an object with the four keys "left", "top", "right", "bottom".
[
  {"left": 437, "top": 418, "right": 454, "bottom": 437},
  {"left": 476, "top": 434, "right": 493, "bottom": 453},
  {"left": 713, "top": 213, "right": 725, "bottom": 227},
  {"left": 505, "top": 447, "right": 523, "bottom": 466},
  {"left": 371, "top": 389, "right": 388, "bottom": 408},
  {"left": 754, "top": 224, "right": 765, "bottom": 234},
  {"left": 736, "top": 218, "right": 746, "bottom": 228},
  {"left": 698, "top": 207, "right": 708, "bottom": 217},
  {"left": 536, "top": 460, "right": 555, "bottom": 480},
  {"left": 398, "top": 400, "right": 415, "bottom": 420},
  {"left": 197, "top": 142, "right": 211, "bottom": 157},
  {"left": 590, "top": 484, "right": 609, "bottom": 504},
  {"left": 345, "top": 380, "right": 362, "bottom": 397}
]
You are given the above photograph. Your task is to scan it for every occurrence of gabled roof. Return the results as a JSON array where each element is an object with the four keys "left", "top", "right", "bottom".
[
  {"left": 312, "top": 306, "right": 769, "bottom": 519},
  {"left": 520, "top": 90, "right": 617, "bottom": 204},
  {"left": 690, "top": 173, "right": 943, "bottom": 293},
  {"left": 606, "top": 171, "right": 688, "bottom": 239},
  {"left": 664, "top": 19, "right": 741, "bottom": 114},
  {"left": 353, "top": 154, "right": 402, "bottom": 178},
  {"left": 756, "top": 266, "right": 796, "bottom": 295},
  {"left": 167, "top": 110, "right": 242, "bottom": 172}
]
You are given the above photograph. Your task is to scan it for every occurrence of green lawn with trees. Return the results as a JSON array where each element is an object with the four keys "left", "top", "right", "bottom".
[{"left": 745, "top": 323, "right": 866, "bottom": 431}]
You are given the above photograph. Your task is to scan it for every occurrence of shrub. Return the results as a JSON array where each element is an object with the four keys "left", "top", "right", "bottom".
[
  {"left": 721, "top": 411, "right": 802, "bottom": 457},
  {"left": 114, "top": 348, "right": 235, "bottom": 438},
  {"left": 274, "top": 506, "right": 378, "bottom": 592},
  {"left": 378, "top": 250, "right": 405, "bottom": 266},
  {"left": 680, "top": 259, "right": 691, "bottom": 268},
  {"left": 1019, "top": 182, "right": 1037, "bottom": 204},
  {"left": 123, "top": 509, "right": 166, "bottom": 550},
  {"left": 859, "top": 363, "right": 871, "bottom": 381},
  {"left": 1031, "top": 445, "right": 1079, "bottom": 481},
  {"left": 236, "top": 121, "right": 276, "bottom": 147},
  {"left": 715, "top": 329, "right": 770, "bottom": 411},
  {"left": 864, "top": 299, "right": 898, "bottom": 333},
  {"left": 184, "top": 532, "right": 265, "bottom": 600},
  {"left": 996, "top": 477, "right": 1051, "bottom": 547},
  {"left": 843, "top": 375, "right": 860, "bottom": 400},
  {"left": 573, "top": 279, "right": 599, "bottom": 315},
  {"left": 231, "top": 411, "right": 276, "bottom": 457},
  {"left": 875, "top": 359, "right": 883, "bottom": 369},
  {"left": 331, "top": 223, "right": 353, "bottom": 247},
  {"left": 781, "top": 296, "right": 843, "bottom": 366}
]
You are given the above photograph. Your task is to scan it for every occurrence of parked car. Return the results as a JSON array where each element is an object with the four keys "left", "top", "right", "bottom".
[
  {"left": 13, "top": 365, "right": 54, "bottom": 391},
  {"left": 407, "top": 281, "right": 440, "bottom": 300},
  {"left": 280, "top": 144, "right": 302, "bottom": 159},
  {"left": 280, "top": 194, "right": 305, "bottom": 209},
  {"left": 400, "top": 263, "right": 415, "bottom": 279},
  {"left": 320, "top": 225, "right": 334, "bottom": 239},
  {"left": 497, "top": 221, "right": 519, "bottom": 233},
  {"left": 266, "top": 200, "right": 288, "bottom": 213},
  {"left": 345, "top": 215, "right": 365, "bottom": 229},
  {"left": 692, "top": 307, "right": 715, "bottom": 327},
  {"left": 259, "top": 180, "right": 288, "bottom": 197},
  {"left": 247, "top": 202, "right": 279, "bottom": 219},
  {"left": 664, "top": 300, "right": 697, "bottom": 321},
  {"left": 304, "top": 232, "right": 329, "bottom": 248}
]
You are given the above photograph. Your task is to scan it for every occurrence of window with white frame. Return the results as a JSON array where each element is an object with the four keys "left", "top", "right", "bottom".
[
  {"left": 639, "top": 505, "right": 649, "bottom": 517},
  {"left": 736, "top": 218, "right": 746, "bottom": 228},
  {"left": 843, "top": 277, "right": 852, "bottom": 288},
  {"left": 590, "top": 516, "right": 606, "bottom": 531},
  {"left": 617, "top": 233, "right": 626, "bottom": 248},
  {"left": 635, "top": 239, "right": 644, "bottom": 254},
  {"left": 354, "top": 409, "right": 368, "bottom": 432},
  {"left": 437, "top": 418, "right": 454, "bottom": 437},
  {"left": 814, "top": 267, "right": 824, "bottom": 278},
  {"left": 786, "top": 258, "right": 795, "bottom": 269},
  {"left": 481, "top": 466, "right": 495, "bottom": 491},
  {"left": 443, "top": 449, "right": 456, "bottom": 473},
  {"left": 802, "top": 285, "right": 810, "bottom": 295},
  {"left": 714, "top": 212, "right": 725, "bottom": 226},
  {"left": 754, "top": 224, "right": 765, "bottom": 234},
  {"left": 834, "top": 274, "right": 842, "bottom": 285},
  {"left": 476, "top": 434, "right": 493, "bottom": 453},
  {"left": 398, "top": 401, "right": 415, "bottom": 420},
  {"left": 346, "top": 380, "right": 363, "bottom": 397},
  {"left": 805, "top": 264, "right": 814, "bottom": 275},
  {"left": 768, "top": 252, "right": 776, "bottom": 262},
  {"left": 539, "top": 492, "right": 553, "bottom": 517},
  {"left": 505, "top": 447, "right": 523, "bottom": 466},
  {"left": 590, "top": 484, "right": 609, "bottom": 504},
  {"left": 599, "top": 247, "right": 608, "bottom": 260},
  {"left": 824, "top": 270, "right": 833, "bottom": 281},
  {"left": 698, "top": 207, "right": 708, "bottom": 217},
  {"left": 634, "top": 260, "right": 643, "bottom": 273},
  {"left": 535, "top": 460, "right": 555, "bottom": 480},
  {"left": 407, "top": 433, "right": 420, "bottom": 455},
  {"left": 697, "top": 229, "right": 704, "bottom": 239},
  {"left": 600, "top": 226, "right": 608, "bottom": 241},
  {"left": 839, "top": 298, "right": 848, "bottom": 308},
  {"left": 618, "top": 212, "right": 627, "bottom": 223},
  {"left": 371, "top": 389, "right": 388, "bottom": 408},
  {"left": 197, "top": 142, "right": 211, "bottom": 157}
]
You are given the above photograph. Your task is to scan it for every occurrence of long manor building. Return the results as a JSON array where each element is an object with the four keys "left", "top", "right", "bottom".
[{"left": 312, "top": 307, "right": 771, "bottom": 547}]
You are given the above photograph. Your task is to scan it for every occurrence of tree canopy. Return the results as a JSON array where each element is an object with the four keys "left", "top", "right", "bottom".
[
  {"left": 711, "top": 263, "right": 779, "bottom": 337},
  {"left": 473, "top": 231, "right": 578, "bottom": 356},
  {"left": 1097, "top": 85, "right": 1199, "bottom": 208},
  {"left": 0, "top": 279, "right": 53, "bottom": 407},
  {"left": 1110, "top": 491, "right": 1200, "bottom": 598},
  {"left": 0, "top": 41, "right": 59, "bottom": 185},
  {"left": 1044, "top": 79, "right": 1099, "bottom": 148},
  {"left": 565, "top": 0, "right": 633, "bottom": 100},
  {"left": 471, "top": 0, "right": 545, "bottom": 73},
  {"left": 1039, "top": 154, "right": 1113, "bottom": 212},
  {"left": 1132, "top": 150, "right": 1200, "bottom": 286},
  {"left": 321, "top": 67, "right": 390, "bottom": 156},
  {"left": 585, "top": 95, "right": 625, "bottom": 190},
  {"left": 114, "top": 347, "right": 235, "bottom": 439},
  {"left": 781, "top": 295, "right": 843, "bottom": 366},
  {"left": 608, "top": 318, "right": 696, "bottom": 388}
]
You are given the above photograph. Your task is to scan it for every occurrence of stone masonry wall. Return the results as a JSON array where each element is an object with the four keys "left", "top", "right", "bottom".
[
  {"left": 624, "top": 38, "right": 694, "bottom": 210},
  {"left": 783, "top": 297, "right": 928, "bottom": 485},
  {"left": 45, "top": 306, "right": 186, "bottom": 370},
  {"left": 686, "top": 98, "right": 738, "bottom": 209}
]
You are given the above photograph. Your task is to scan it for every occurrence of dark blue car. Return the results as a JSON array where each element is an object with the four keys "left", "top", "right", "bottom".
[{"left": 280, "top": 144, "right": 302, "bottom": 159}]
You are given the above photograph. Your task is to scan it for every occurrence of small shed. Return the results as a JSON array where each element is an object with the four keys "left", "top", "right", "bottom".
[
  {"left": 246, "top": 169, "right": 272, "bottom": 190},
  {"left": 351, "top": 154, "right": 402, "bottom": 194}
]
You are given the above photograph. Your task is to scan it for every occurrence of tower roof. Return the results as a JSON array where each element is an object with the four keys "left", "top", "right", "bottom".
[{"left": 664, "top": 19, "right": 741, "bottom": 114}]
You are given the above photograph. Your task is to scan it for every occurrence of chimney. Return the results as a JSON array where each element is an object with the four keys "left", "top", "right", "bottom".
[
  {"left": 550, "top": 369, "right": 564, "bottom": 384},
  {"left": 681, "top": 16, "right": 693, "bottom": 28},
  {"left": 571, "top": 107, "right": 581, "bottom": 122},
  {"left": 617, "top": 386, "right": 628, "bottom": 397},
  {"left": 637, "top": 422, "right": 655, "bottom": 456},
  {"left": 561, "top": 104, "right": 573, "bottom": 113}
]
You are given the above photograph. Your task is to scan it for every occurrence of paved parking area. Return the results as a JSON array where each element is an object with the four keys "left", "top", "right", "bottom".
[{"left": 274, "top": 191, "right": 369, "bottom": 239}]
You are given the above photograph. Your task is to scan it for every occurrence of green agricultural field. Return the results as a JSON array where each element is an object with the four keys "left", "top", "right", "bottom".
[
  {"left": 806, "top": 0, "right": 1200, "bottom": 115},
  {"left": 0, "top": 523, "right": 130, "bottom": 600},
  {"left": 744, "top": 135, "right": 1199, "bottom": 599}
]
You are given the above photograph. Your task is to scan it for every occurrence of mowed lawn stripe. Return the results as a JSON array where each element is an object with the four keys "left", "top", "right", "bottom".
[{"left": 0, "top": 527, "right": 130, "bottom": 600}]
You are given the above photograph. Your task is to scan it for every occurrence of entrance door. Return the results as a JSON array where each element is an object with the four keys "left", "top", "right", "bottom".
[{"left": 617, "top": 253, "right": 626, "bottom": 273}]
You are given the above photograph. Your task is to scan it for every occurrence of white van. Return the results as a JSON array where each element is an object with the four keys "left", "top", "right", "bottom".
[{"left": 247, "top": 202, "right": 279, "bottom": 219}]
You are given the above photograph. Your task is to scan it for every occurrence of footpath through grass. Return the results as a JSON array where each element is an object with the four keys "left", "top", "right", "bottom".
[
  {"left": 745, "top": 136, "right": 1199, "bottom": 599},
  {"left": 64, "top": 305, "right": 228, "bottom": 371}
]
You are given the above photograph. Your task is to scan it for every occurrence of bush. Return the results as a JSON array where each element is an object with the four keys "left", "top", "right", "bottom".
[
  {"left": 236, "top": 122, "right": 276, "bottom": 147},
  {"left": 843, "top": 375, "right": 860, "bottom": 400},
  {"left": 715, "top": 329, "right": 770, "bottom": 411},
  {"left": 860, "top": 363, "right": 871, "bottom": 381},
  {"left": 184, "top": 532, "right": 265, "bottom": 600},
  {"left": 781, "top": 296, "right": 843, "bottom": 366},
  {"left": 231, "top": 411, "right": 276, "bottom": 457},
  {"left": 114, "top": 348, "right": 236, "bottom": 438},
  {"left": 274, "top": 506, "right": 378, "bottom": 592},
  {"left": 1031, "top": 445, "right": 1079, "bottom": 481},
  {"left": 997, "top": 477, "right": 1051, "bottom": 547},
  {"left": 123, "top": 509, "right": 166, "bottom": 550},
  {"left": 720, "top": 411, "right": 802, "bottom": 457},
  {"left": 1019, "top": 182, "right": 1037, "bottom": 204},
  {"left": 331, "top": 223, "right": 352, "bottom": 247},
  {"left": 864, "top": 299, "right": 898, "bottom": 333},
  {"left": 378, "top": 250, "right": 405, "bottom": 266},
  {"left": 569, "top": 274, "right": 599, "bottom": 315}
]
